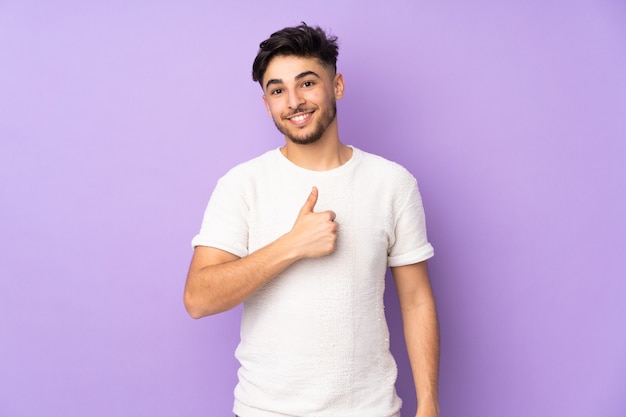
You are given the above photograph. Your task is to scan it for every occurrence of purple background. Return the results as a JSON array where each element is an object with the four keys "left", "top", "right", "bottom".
[{"left": 1, "top": 1, "right": 625, "bottom": 416}]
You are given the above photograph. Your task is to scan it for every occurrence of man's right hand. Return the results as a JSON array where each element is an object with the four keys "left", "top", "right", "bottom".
[
  {"left": 184, "top": 186, "right": 338, "bottom": 318},
  {"left": 288, "top": 186, "right": 337, "bottom": 259}
]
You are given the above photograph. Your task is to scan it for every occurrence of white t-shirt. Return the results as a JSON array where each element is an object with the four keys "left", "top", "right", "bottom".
[{"left": 192, "top": 147, "right": 434, "bottom": 417}]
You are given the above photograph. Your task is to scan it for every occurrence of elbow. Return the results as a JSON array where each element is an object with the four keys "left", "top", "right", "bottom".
[
  {"left": 183, "top": 290, "right": 209, "bottom": 319},
  {"left": 185, "top": 306, "right": 206, "bottom": 320},
  {"left": 183, "top": 289, "right": 224, "bottom": 319}
]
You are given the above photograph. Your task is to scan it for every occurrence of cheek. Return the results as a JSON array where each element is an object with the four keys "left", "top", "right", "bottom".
[
  {"left": 319, "top": 88, "right": 336, "bottom": 103},
  {"left": 303, "top": 91, "right": 326, "bottom": 106},
  {"left": 265, "top": 100, "right": 284, "bottom": 118}
]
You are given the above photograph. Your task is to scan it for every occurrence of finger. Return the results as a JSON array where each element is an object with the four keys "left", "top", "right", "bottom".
[
  {"left": 327, "top": 210, "right": 336, "bottom": 221},
  {"left": 299, "top": 186, "right": 318, "bottom": 215}
]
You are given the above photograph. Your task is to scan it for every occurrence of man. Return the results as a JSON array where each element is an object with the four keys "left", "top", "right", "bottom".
[{"left": 184, "top": 23, "right": 440, "bottom": 417}]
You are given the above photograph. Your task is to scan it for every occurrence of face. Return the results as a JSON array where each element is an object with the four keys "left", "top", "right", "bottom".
[{"left": 261, "top": 55, "right": 344, "bottom": 145}]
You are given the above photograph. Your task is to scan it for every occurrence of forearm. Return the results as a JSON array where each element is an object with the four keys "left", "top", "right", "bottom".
[
  {"left": 185, "top": 186, "right": 336, "bottom": 319},
  {"left": 184, "top": 234, "right": 301, "bottom": 318},
  {"left": 403, "top": 300, "right": 440, "bottom": 416},
  {"left": 392, "top": 262, "right": 440, "bottom": 417}
]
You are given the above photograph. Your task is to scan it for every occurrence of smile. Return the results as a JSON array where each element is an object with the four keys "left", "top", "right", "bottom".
[{"left": 286, "top": 111, "right": 314, "bottom": 125}]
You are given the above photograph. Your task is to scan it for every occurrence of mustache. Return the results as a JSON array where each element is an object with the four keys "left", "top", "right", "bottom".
[{"left": 283, "top": 107, "right": 316, "bottom": 118}]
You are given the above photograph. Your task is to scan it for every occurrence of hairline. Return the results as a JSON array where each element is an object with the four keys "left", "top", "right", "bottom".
[{"left": 259, "top": 54, "right": 337, "bottom": 89}]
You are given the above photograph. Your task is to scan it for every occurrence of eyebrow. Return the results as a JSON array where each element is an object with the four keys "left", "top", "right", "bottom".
[{"left": 265, "top": 70, "right": 322, "bottom": 90}]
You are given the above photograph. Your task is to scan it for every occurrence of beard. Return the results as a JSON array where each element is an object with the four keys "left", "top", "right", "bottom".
[{"left": 274, "top": 100, "right": 337, "bottom": 145}]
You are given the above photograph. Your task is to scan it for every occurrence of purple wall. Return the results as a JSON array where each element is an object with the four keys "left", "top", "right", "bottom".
[{"left": 1, "top": 1, "right": 624, "bottom": 416}]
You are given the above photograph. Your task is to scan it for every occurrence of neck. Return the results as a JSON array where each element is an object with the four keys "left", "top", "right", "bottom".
[{"left": 281, "top": 124, "right": 352, "bottom": 171}]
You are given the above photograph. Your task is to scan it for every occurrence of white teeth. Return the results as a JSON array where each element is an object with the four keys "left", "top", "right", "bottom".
[{"left": 292, "top": 113, "right": 309, "bottom": 122}]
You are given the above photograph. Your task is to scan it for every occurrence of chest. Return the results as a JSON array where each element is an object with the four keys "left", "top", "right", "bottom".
[{"left": 245, "top": 175, "right": 395, "bottom": 257}]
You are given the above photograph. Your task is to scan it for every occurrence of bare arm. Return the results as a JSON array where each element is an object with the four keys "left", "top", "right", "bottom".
[
  {"left": 184, "top": 186, "right": 336, "bottom": 318},
  {"left": 391, "top": 261, "right": 440, "bottom": 417}
]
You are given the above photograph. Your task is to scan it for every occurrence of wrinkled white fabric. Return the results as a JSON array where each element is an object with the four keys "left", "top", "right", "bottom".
[{"left": 192, "top": 147, "right": 433, "bottom": 417}]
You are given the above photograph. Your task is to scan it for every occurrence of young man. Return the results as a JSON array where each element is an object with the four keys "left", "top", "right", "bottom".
[{"left": 184, "top": 23, "right": 440, "bottom": 417}]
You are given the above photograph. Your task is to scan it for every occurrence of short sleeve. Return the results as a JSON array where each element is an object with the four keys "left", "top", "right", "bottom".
[
  {"left": 190, "top": 173, "right": 249, "bottom": 258},
  {"left": 387, "top": 177, "right": 434, "bottom": 267}
]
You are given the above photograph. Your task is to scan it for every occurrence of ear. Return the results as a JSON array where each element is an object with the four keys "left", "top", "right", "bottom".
[
  {"left": 262, "top": 95, "right": 272, "bottom": 117},
  {"left": 333, "top": 73, "right": 345, "bottom": 100}
]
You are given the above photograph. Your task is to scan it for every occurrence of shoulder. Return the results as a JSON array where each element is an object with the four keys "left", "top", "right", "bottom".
[
  {"left": 219, "top": 149, "right": 280, "bottom": 182},
  {"left": 355, "top": 147, "right": 417, "bottom": 188}
]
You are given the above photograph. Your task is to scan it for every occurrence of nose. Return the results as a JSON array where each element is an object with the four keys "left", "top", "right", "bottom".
[{"left": 287, "top": 88, "right": 305, "bottom": 110}]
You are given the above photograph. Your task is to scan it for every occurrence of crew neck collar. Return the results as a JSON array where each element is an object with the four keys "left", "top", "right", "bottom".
[{"left": 274, "top": 145, "right": 359, "bottom": 175}]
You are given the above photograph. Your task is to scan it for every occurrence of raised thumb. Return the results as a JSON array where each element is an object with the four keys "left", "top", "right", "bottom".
[{"left": 299, "top": 186, "right": 318, "bottom": 215}]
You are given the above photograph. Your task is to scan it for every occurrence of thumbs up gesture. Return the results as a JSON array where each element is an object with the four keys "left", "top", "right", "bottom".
[{"left": 288, "top": 187, "right": 338, "bottom": 259}]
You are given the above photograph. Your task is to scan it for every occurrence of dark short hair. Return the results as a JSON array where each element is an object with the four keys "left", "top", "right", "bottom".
[{"left": 252, "top": 23, "right": 339, "bottom": 86}]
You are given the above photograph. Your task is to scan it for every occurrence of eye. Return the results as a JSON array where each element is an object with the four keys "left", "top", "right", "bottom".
[
  {"left": 302, "top": 80, "right": 315, "bottom": 88},
  {"left": 270, "top": 88, "right": 283, "bottom": 95}
]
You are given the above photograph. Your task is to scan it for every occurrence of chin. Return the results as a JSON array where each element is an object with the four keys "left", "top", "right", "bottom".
[
  {"left": 287, "top": 135, "right": 322, "bottom": 145},
  {"left": 277, "top": 123, "right": 324, "bottom": 145}
]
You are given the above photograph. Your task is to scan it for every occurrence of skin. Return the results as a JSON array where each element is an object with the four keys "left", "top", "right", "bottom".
[
  {"left": 184, "top": 55, "right": 440, "bottom": 417},
  {"left": 393, "top": 262, "right": 441, "bottom": 417}
]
